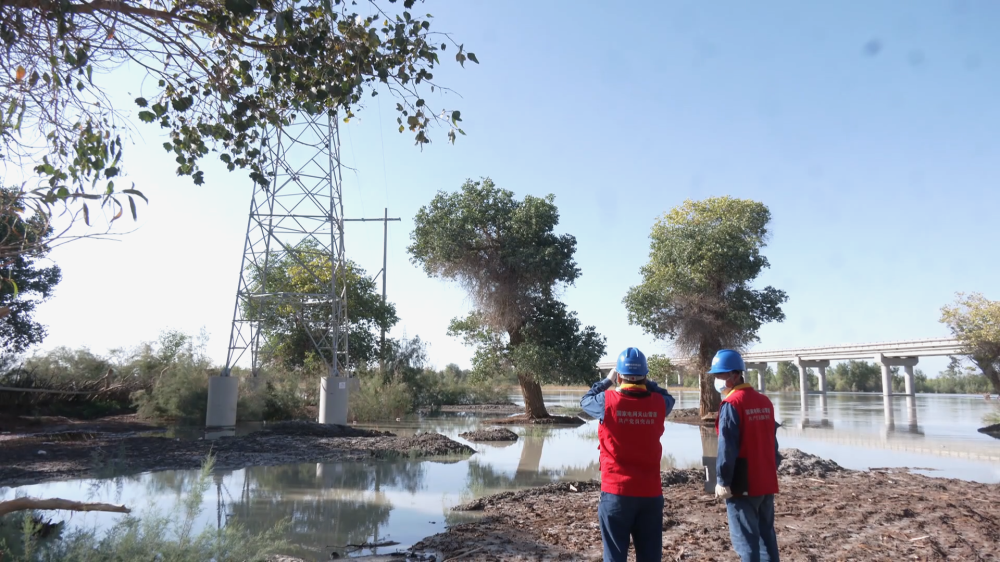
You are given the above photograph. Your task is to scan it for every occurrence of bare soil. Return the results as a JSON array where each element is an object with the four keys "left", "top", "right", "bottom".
[
  {"left": 0, "top": 421, "right": 474, "bottom": 488},
  {"left": 485, "top": 414, "right": 586, "bottom": 427},
  {"left": 412, "top": 449, "right": 1000, "bottom": 561},
  {"left": 459, "top": 428, "right": 520, "bottom": 442},
  {"left": 437, "top": 404, "right": 524, "bottom": 414},
  {"left": 667, "top": 407, "right": 715, "bottom": 426}
]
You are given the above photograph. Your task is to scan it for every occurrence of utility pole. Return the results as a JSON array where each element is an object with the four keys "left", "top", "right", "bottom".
[{"left": 344, "top": 208, "right": 400, "bottom": 376}]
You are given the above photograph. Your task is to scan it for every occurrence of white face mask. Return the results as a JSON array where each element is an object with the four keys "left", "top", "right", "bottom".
[{"left": 713, "top": 378, "right": 729, "bottom": 395}]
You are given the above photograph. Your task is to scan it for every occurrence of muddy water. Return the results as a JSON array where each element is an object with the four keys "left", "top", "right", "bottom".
[{"left": 2, "top": 391, "right": 998, "bottom": 560}]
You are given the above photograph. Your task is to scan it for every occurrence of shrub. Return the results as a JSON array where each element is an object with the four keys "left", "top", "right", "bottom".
[{"left": 348, "top": 373, "right": 411, "bottom": 422}]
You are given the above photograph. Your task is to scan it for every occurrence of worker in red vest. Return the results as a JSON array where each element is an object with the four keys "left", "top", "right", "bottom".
[
  {"left": 710, "top": 349, "right": 782, "bottom": 562},
  {"left": 580, "top": 347, "right": 675, "bottom": 562}
]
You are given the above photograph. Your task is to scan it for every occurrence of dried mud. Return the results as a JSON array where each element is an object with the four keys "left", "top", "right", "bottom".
[
  {"left": 0, "top": 422, "right": 474, "bottom": 488},
  {"left": 459, "top": 428, "right": 520, "bottom": 442},
  {"left": 412, "top": 449, "right": 1000, "bottom": 561}
]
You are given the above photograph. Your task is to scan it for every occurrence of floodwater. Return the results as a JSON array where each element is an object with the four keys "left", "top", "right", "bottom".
[{"left": 3, "top": 391, "right": 999, "bottom": 559}]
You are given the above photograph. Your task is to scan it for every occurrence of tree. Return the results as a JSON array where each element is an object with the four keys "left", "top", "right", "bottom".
[
  {"left": 409, "top": 178, "right": 605, "bottom": 419},
  {"left": 249, "top": 239, "right": 398, "bottom": 370},
  {"left": 623, "top": 197, "right": 788, "bottom": 419},
  {"left": 647, "top": 354, "right": 678, "bottom": 385},
  {"left": 0, "top": 0, "right": 473, "bottom": 251},
  {"left": 940, "top": 292, "right": 1000, "bottom": 394},
  {"left": 0, "top": 191, "right": 61, "bottom": 358}
]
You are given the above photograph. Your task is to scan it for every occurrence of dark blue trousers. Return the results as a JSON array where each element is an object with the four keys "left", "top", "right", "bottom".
[
  {"left": 725, "top": 495, "right": 780, "bottom": 562},
  {"left": 597, "top": 491, "right": 663, "bottom": 562}
]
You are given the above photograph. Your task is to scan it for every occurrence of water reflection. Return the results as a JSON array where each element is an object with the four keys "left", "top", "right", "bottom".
[{"left": 5, "top": 392, "right": 1000, "bottom": 559}]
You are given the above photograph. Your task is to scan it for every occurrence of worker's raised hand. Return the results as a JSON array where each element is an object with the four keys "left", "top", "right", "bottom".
[
  {"left": 714, "top": 484, "right": 732, "bottom": 500},
  {"left": 606, "top": 369, "right": 619, "bottom": 386}
]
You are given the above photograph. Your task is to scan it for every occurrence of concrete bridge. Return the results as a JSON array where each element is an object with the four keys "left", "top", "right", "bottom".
[
  {"left": 600, "top": 337, "right": 962, "bottom": 395},
  {"left": 599, "top": 338, "right": 966, "bottom": 424},
  {"left": 740, "top": 337, "right": 964, "bottom": 399}
]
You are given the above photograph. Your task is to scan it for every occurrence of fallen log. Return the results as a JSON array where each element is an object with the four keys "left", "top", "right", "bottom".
[{"left": 0, "top": 498, "right": 130, "bottom": 517}]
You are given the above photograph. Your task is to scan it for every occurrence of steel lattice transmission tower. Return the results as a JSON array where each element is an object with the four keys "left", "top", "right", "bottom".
[{"left": 206, "top": 111, "right": 352, "bottom": 427}]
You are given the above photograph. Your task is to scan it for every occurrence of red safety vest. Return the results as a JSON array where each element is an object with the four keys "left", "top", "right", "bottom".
[
  {"left": 598, "top": 386, "right": 666, "bottom": 497},
  {"left": 715, "top": 384, "right": 779, "bottom": 496}
]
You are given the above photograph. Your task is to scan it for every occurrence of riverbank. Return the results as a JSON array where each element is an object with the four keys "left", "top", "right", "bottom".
[
  {"left": 0, "top": 420, "right": 474, "bottom": 487},
  {"left": 411, "top": 449, "right": 1000, "bottom": 561}
]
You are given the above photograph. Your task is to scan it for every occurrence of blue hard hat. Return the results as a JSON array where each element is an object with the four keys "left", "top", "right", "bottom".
[
  {"left": 616, "top": 347, "right": 649, "bottom": 377},
  {"left": 708, "top": 349, "right": 745, "bottom": 374}
]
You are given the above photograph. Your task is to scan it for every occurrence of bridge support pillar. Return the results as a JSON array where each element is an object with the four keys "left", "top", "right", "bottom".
[
  {"left": 875, "top": 354, "right": 919, "bottom": 397},
  {"left": 793, "top": 357, "right": 830, "bottom": 409},
  {"left": 903, "top": 365, "right": 916, "bottom": 397},
  {"left": 745, "top": 362, "right": 767, "bottom": 393}
]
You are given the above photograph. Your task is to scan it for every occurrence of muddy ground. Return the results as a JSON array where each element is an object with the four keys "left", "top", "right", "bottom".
[
  {"left": 412, "top": 449, "right": 1000, "bottom": 561},
  {"left": 459, "top": 428, "right": 520, "bottom": 442},
  {"left": 0, "top": 420, "right": 474, "bottom": 488}
]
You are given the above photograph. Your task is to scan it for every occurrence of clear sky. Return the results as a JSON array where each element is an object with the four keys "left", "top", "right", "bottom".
[{"left": 29, "top": 0, "right": 999, "bottom": 375}]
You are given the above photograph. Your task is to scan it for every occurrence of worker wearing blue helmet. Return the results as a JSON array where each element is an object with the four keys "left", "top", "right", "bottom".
[
  {"left": 580, "top": 347, "right": 675, "bottom": 562},
  {"left": 710, "top": 349, "right": 782, "bottom": 562}
]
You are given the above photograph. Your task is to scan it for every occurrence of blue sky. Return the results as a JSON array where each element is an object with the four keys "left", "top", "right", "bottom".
[{"left": 31, "top": 0, "right": 999, "bottom": 375}]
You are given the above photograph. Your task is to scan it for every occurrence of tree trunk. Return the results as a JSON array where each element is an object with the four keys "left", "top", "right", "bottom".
[
  {"left": 518, "top": 373, "right": 550, "bottom": 419},
  {"left": 698, "top": 342, "right": 721, "bottom": 420},
  {"left": 974, "top": 358, "right": 1000, "bottom": 395}
]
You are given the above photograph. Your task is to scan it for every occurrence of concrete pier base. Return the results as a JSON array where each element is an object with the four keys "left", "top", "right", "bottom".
[
  {"left": 318, "top": 376, "right": 353, "bottom": 425},
  {"left": 745, "top": 362, "right": 767, "bottom": 393},
  {"left": 206, "top": 376, "right": 239, "bottom": 428}
]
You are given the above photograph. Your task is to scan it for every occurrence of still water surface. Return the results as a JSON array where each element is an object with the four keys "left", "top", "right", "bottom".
[{"left": 3, "top": 391, "right": 998, "bottom": 559}]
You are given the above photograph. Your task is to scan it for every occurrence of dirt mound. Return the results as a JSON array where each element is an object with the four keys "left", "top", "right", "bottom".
[
  {"left": 666, "top": 408, "right": 715, "bottom": 426},
  {"left": 416, "top": 461, "right": 1000, "bottom": 561},
  {"left": 255, "top": 420, "right": 392, "bottom": 438},
  {"left": 458, "top": 428, "right": 519, "bottom": 442},
  {"left": 661, "top": 468, "right": 699, "bottom": 486},
  {"left": 667, "top": 407, "right": 699, "bottom": 419},
  {"left": 485, "top": 414, "right": 585, "bottom": 427},
  {"left": 456, "top": 480, "right": 602, "bottom": 511},
  {"left": 778, "top": 447, "right": 848, "bottom": 477},
  {"left": 437, "top": 404, "right": 522, "bottom": 414},
  {"left": 361, "top": 432, "right": 476, "bottom": 457},
  {"left": 455, "top": 470, "right": 698, "bottom": 512},
  {"left": 978, "top": 423, "right": 1000, "bottom": 439}
]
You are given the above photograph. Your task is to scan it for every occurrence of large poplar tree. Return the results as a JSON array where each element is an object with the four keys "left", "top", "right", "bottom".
[
  {"left": 624, "top": 196, "right": 788, "bottom": 419},
  {"left": 408, "top": 178, "right": 605, "bottom": 419}
]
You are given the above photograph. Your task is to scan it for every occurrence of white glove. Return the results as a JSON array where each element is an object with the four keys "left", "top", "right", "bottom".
[
  {"left": 714, "top": 484, "right": 732, "bottom": 500},
  {"left": 606, "top": 370, "right": 619, "bottom": 386}
]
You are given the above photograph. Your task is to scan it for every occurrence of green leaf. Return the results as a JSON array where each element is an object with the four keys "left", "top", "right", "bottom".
[
  {"left": 138, "top": 111, "right": 156, "bottom": 123},
  {"left": 467, "top": 53, "right": 479, "bottom": 64},
  {"left": 451, "top": 110, "right": 461, "bottom": 124},
  {"left": 122, "top": 187, "right": 148, "bottom": 203},
  {"left": 128, "top": 195, "right": 137, "bottom": 220},
  {"left": 105, "top": 167, "right": 119, "bottom": 178},
  {"left": 82, "top": 202, "right": 90, "bottom": 226},
  {"left": 135, "top": 97, "right": 148, "bottom": 108}
]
